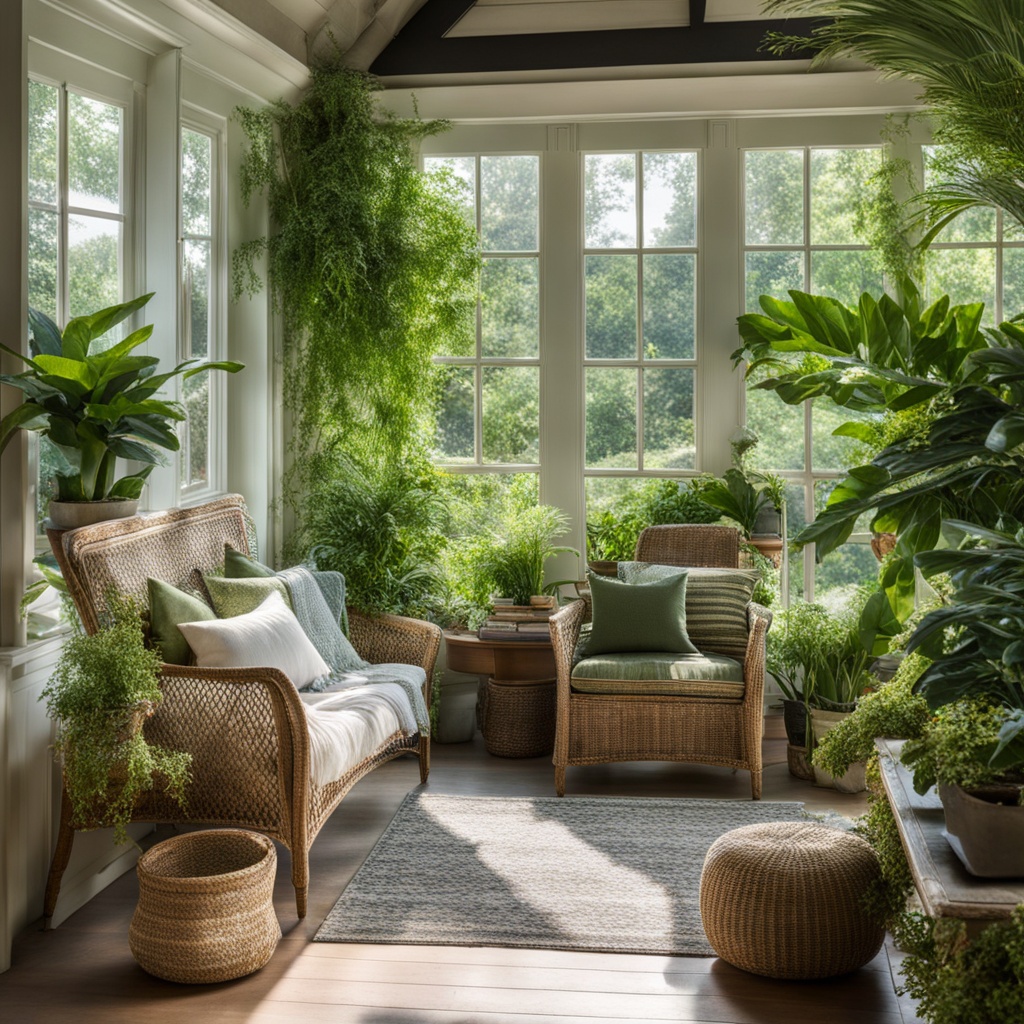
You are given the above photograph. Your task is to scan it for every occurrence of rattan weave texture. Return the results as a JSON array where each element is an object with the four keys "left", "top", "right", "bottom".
[
  {"left": 44, "top": 496, "right": 440, "bottom": 925},
  {"left": 481, "top": 679, "right": 557, "bottom": 758},
  {"left": 699, "top": 821, "right": 885, "bottom": 979},
  {"left": 550, "top": 522, "right": 769, "bottom": 799},
  {"left": 129, "top": 829, "right": 281, "bottom": 984}
]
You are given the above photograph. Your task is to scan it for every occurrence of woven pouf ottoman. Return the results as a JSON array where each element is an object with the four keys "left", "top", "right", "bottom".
[
  {"left": 699, "top": 821, "right": 885, "bottom": 980},
  {"left": 129, "top": 829, "right": 281, "bottom": 984}
]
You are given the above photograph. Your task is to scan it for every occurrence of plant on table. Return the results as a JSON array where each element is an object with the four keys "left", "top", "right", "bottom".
[
  {"left": 0, "top": 293, "right": 242, "bottom": 503},
  {"left": 41, "top": 597, "right": 192, "bottom": 844}
]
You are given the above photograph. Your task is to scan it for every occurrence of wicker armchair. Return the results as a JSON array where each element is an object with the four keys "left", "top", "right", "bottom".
[
  {"left": 551, "top": 523, "right": 768, "bottom": 799},
  {"left": 43, "top": 495, "right": 440, "bottom": 924}
]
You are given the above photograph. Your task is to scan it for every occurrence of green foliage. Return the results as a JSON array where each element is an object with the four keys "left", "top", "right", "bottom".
[
  {"left": 764, "top": 0, "right": 1024, "bottom": 237},
  {"left": 690, "top": 469, "right": 772, "bottom": 539},
  {"left": 767, "top": 597, "right": 874, "bottom": 707},
  {"left": 303, "top": 452, "right": 448, "bottom": 618},
  {"left": 742, "top": 544, "right": 781, "bottom": 609},
  {"left": 0, "top": 294, "right": 242, "bottom": 501},
  {"left": 233, "top": 66, "right": 479, "bottom": 496},
  {"left": 586, "top": 479, "right": 721, "bottom": 561},
  {"left": 896, "top": 907, "right": 1024, "bottom": 1024},
  {"left": 855, "top": 755, "right": 916, "bottom": 927},
  {"left": 41, "top": 598, "right": 191, "bottom": 844},
  {"left": 901, "top": 700, "right": 1022, "bottom": 796},
  {"left": 813, "top": 652, "right": 931, "bottom": 778}
]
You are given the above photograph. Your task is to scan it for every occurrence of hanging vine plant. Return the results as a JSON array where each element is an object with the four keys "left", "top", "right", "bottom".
[{"left": 234, "top": 65, "right": 479, "bottom": 483}]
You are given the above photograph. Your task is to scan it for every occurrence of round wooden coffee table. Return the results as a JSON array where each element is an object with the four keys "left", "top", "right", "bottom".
[{"left": 444, "top": 632, "right": 557, "bottom": 758}]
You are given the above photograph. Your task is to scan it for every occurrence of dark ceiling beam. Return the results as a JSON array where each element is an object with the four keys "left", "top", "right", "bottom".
[{"left": 370, "top": 0, "right": 819, "bottom": 76}]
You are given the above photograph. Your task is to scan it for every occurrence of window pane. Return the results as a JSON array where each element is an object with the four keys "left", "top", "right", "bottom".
[
  {"left": 181, "top": 128, "right": 212, "bottom": 236},
  {"left": 815, "top": 541, "right": 878, "bottom": 605},
  {"left": 183, "top": 238, "right": 211, "bottom": 359},
  {"left": 745, "top": 250, "right": 803, "bottom": 312},
  {"left": 480, "top": 155, "right": 538, "bottom": 252},
  {"left": 785, "top": 481, "right": 808, "bottom": 603},
  {"left": 481, "top": 257, "right": 539, "bottom": 358},
  {"left": 642, "top": 254, "right": 695, "bottom": 359},
  {"left": 585, "top": 254, "right": 637, "bottom": 359},
  {"left": 810, "top": 250, "right": 883, "bottom": 308},
  {"left": 925, "top": 247, "right": 996, "bottom": 322},
  {"left": 586, "top": 368, "right": 637, "bottom": 468},
  {"left": 424, "top": 155, "right": 476, "bottom": 226},
  {"left": 745, "top": 150, "right": 803, "bottom": 245},
  {"left": 812, "top": 402, "right": 880, "bottom": 472},
  {"left": 482, "top": 365, "right": 539, "bottom": 463},
  {"left": 68, "top": 215, "right": 120, "bottom": 324},
  {"left": 643, "top": 151, "right": 696, "bottom": 248},
  {"left": 643, "top": 368, "right": 695, "bottom": 469},
  {"left": 1005, "top": 217, "right": 1024, "bottom": 243},
  {"left": 434, "top": 366, "right": 475, "bottom": 463},
  {"left": 181, "top": 371, "right": 210, "bottom": 489},
  {"left": 68, "top": 92, "right": 121, "bottom": 213},
  {"left": 745, "top": 383, "right": 805, "bottom": 472},
  {"left": 924, "top": 147, "right": 996, "bottom": 243},
  {"left": 585, "top": 153, "right": 636, "bottom": 248},
  {"left": 28, "top": 81, "right": 58, "bottom": 205},
  {"left": 28, "top": 208, "right": 58, "bottom": 320},
  {"left": 1004, "top": 248, "right": 1024, "bottom": 319},
  {"left": 810, "top": 148, "right": 879, "bottom": 245}
]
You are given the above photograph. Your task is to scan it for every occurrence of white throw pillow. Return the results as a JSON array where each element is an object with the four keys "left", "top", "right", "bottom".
[{"left": 177, "top": 590, "right": 331, "bottom": 690}]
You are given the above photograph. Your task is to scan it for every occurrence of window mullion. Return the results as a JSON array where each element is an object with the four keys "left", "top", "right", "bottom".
[{"left": 58, "top": 84, "right": 69, "bottom": 325}]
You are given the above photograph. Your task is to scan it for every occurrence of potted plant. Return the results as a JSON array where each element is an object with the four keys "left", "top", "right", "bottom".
[
  {"left": 0, "top": 293, "right": 243, "bottom": 528},
  {"left": 40, "top": 598, "right": 192, "bottom": 844},
  {"left": 769, "top": 598, "right": 876, "bottom": 790}
]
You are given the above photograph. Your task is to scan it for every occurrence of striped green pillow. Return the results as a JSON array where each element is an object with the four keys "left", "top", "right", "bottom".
[{"left": 617, "top": 562, "right": 757, "bottom": 660}]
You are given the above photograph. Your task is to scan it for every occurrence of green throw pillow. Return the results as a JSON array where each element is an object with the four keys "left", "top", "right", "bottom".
[
  {"left": 618, "top": 562, "right": 758, "bottom": 659},
  {"left": 223, "top": 544, "right": 276, "bottom": 578},
  {"left": 147, "top": 577, "right": 216, "bottom": 665},
  {"left": 583, "top": 570, "right": 697, "bottom": 656},
  {"left": 204, "top": 575, "right": 291, "bottom": 618}
]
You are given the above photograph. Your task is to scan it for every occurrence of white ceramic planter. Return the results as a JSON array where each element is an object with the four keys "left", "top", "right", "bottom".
[
  {"left": 435, "top": 678, "right": 479, "bottom": 744},
  {"left": 809, "top": 707, "right": 867, "bottom": 793}
]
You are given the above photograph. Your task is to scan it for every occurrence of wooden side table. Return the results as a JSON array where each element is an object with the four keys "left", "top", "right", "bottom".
[
  {"left": 444, "top": 632, "right": 557, "bottom": 758},
  {"left": 876, "top": 738, "right": 1024, "bottom": 937}
]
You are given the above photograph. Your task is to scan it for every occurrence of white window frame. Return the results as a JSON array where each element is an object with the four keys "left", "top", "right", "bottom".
[{"left": 178, "top": 106, "right": 228, "bottom": 502}]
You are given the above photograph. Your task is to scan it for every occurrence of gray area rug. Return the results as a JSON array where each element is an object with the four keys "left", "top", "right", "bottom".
[{"left": 315, "top": 792, "right": 847, "bottom": 956}]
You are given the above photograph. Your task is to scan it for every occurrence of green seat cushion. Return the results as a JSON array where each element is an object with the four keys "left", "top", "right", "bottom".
[
  {"left": 571, "top": 652, "right": 745, "bottom": 698},
  {"left": 618, "top": 562, "right": 757, "bottom": 660},
  {"left": 147, "top": 577, "right": 216, "bottom": 665},
  {"left": 205, "top": 575, "right": 291, "bottom": 618},
  {"left": 583, "top": 570, "right": 697, "bottom": 657}
]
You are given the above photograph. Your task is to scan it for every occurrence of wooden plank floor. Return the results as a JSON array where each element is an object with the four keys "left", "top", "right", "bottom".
[{"left": 1, "top": 723, "right": 923, "bottom": 1024}]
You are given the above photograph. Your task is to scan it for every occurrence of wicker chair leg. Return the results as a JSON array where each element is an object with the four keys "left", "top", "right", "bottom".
[
  {"left": 750, "top": 769, "right": 763, "bottom": 801},
  {"left": 292, "top": 851, "right": 308, "bottom": 919},
  {"left": 554, "top": 765, "right": 566, "bottom": 797},
  {"left": 43, "top": 787, "right": 76, "bottom": 928},
  {"left": 418, "top": 736, "right": 430, "bottom": 785}
]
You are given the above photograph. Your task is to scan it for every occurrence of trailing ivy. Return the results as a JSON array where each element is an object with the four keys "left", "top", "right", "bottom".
[{"left": 234, "top": 65, "right": 479, "bottom": 486}]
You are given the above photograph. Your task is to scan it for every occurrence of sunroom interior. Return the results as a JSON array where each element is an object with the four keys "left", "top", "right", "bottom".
[{"left": 1, "top": 1, "right": 1018, "bottom": 1021}]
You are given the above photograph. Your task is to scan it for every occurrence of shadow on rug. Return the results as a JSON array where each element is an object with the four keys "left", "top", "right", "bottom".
[{"left": 315, "top": 793, "right": 850, "bottom": 956}]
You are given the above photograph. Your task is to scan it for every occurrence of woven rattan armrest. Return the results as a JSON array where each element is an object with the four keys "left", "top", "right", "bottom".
[
  {"left": 550, "top": 600, "right": 586, "bottom": 701},
  {"left": 742, "top": 602, "right": 772, "bottom": 710},
  {"left": 348, "top": 609, "right": 442, "bottom": 684}
]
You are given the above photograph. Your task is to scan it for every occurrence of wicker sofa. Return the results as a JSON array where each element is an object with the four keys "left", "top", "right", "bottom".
[
  {"left": 550, "top": 525, "right": 770, "bottom": 799},
  {"left": 43, "top": 495, "right": 440, "bottom": 923}
]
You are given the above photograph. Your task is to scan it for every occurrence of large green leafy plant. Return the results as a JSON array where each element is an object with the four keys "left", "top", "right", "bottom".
[
  {"left": 41, "top": 598, "right": 191, "bottom": 844},
  {"left": 0, "top": 294, "right": 242, "bottom": 501},
  {"left": 234, "top": 66, "right": 479, "bottom": 500}
]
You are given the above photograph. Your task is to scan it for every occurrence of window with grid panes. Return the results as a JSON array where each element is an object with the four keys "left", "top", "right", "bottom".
[
  {"left": 742, "top": 146, "right": 883, "bottom": 603},
  {"left": 583, "top": 151, "right": 699, "bottom": 518},
  {"left": 426, "top": 154, "right": 541, "bottom": 473},
  {"left": 27, "top": 78, "right": 127, "bottom": 526}
]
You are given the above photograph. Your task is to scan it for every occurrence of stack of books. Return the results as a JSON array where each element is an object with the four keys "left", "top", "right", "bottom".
[{"left": 478, "top": 595, "right": 557, "bottom": 641}]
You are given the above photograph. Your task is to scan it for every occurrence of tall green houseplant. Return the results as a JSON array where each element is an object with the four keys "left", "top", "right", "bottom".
[{"left": 234, "top": 66, "right": 480, "bottom": 511}]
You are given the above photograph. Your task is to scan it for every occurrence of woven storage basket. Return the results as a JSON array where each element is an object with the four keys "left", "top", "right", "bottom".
[
  {"left": 699, "top": 821, "right": 884, "bottom": 980},
  {"left": 481, "top": 678, "right": 556, "bottom": 758},
  {"left": 129, "top": 829, "right": 281, "bottom": 984}
]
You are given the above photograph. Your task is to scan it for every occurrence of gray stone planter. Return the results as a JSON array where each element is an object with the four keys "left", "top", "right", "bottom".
[{"left": 940, "top": 782, "right": 1024, "bottom": 877}]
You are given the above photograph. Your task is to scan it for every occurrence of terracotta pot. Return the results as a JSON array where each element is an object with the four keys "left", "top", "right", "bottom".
[
  {"left": 48, "top": 498, "right": 139, "bottom": 530},
  {"left": 939, "top": 782, "right": 1024, "bottom": 877}
]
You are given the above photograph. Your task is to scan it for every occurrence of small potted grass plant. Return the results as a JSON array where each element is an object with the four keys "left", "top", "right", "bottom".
[{"left": 41, "top": 596, "right": 191, "bottom": 844}]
